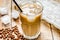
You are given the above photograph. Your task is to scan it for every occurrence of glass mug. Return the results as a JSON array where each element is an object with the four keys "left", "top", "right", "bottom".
[{"left": 14, "top": 0, "right": 43, "bottom": 39}]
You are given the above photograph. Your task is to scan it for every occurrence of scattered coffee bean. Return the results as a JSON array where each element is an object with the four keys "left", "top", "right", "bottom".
[{"left": 0, "top": 26, "right": 25, "bottom": 40}]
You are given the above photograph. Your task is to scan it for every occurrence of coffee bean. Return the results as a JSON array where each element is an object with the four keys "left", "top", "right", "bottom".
[{"left": 0, "top": 26, "right": 25, "bottom": 40}]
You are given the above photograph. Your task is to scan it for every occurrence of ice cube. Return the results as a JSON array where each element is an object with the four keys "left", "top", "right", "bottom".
[
  {"left": 27, "top": 12, "right": 35, "bottom": 20},
  {"left": 30, "top": 4, "right": 34, "bottom": 7},
  {"left": 28, "top": 12, "right": 35, "bottom": 15},
  {"left": 22, "top": 8, "right": 30, "bottom": 14},
  {"left": 0, "top": 7, "right": 8, "bottom": 15},
  {"left": 30, "top": 8, "right": 35, "bottom": 12},
  {"left": 1, "top": 15, "right": 11, "bottom": 24},
  {"left": 12, "top": 10, "right": 19, "bottom": 19},
  {"left": 28, "top": 15, "right": 35, "bottom": 21}
]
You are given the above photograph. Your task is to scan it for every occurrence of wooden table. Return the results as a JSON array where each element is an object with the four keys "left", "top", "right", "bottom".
[{"left": 37, "top": 20, "right": 60, "bottom": 40}]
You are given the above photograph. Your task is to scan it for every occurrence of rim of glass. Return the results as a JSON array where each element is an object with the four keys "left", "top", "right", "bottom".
[{"left": 20, "top": 0, "right": 43, "bottom": 15}]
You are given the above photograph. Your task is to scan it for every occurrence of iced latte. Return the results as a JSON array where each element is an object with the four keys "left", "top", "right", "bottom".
[{"left": 19, "top": 1, "right": 43, "bottom": 39}]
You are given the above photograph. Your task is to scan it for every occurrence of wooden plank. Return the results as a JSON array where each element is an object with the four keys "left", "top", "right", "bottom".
[
  {"left": 37, "top": 21, "right": 52, "bottom": 40},
  {"left": 40, "top": 20, "right": 60, "bottom": 40},
  {"left": 51, "top": 25, "right": 60, "bottom": 40}
]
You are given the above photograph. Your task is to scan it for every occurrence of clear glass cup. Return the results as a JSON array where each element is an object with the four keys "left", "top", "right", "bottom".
[{"left": 16, "top": 0, "right": 43, "bottom": 39}]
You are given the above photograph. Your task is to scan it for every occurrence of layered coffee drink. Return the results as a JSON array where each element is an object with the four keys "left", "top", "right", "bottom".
[{"left": 19, "top": 1, "right": 43, "bottom": 39}]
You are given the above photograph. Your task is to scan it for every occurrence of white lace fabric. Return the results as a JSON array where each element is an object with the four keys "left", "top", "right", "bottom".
[{"left": 40, "top": 0, "right": 60, "bottom": 29}]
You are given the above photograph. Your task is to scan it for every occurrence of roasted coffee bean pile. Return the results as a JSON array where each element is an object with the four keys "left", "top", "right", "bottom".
[{"left": 0, "top": 26, "right": 26, "bottom": 40}]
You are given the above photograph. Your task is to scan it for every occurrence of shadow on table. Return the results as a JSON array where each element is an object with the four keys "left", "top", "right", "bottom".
[{"left": 42, "top": 19, "right": 60, "bottom": 39}]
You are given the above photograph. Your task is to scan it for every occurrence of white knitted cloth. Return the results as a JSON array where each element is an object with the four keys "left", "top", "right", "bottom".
[{"left": 39, "top": 0, "right": 60, "bottom": 29}]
